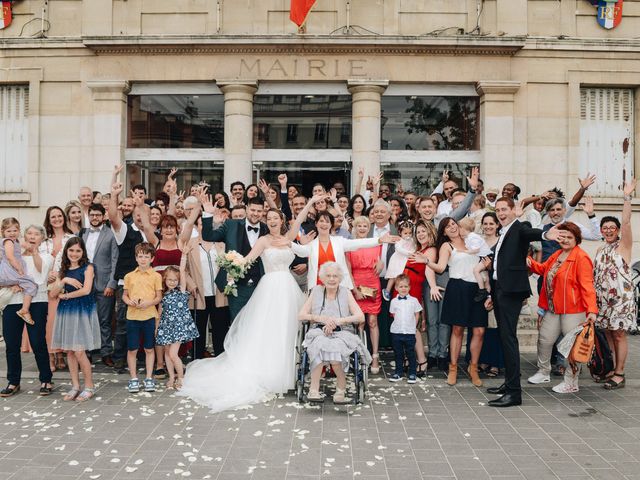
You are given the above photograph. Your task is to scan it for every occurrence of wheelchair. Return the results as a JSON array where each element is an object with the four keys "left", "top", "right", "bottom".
[{"left": 294, "top": 320, "right": 368, "bottom": 405}]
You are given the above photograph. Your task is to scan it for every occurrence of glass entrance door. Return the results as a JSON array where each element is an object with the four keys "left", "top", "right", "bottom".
[{"left": 253, "top": 161, "right": 351, "bottom": 198}]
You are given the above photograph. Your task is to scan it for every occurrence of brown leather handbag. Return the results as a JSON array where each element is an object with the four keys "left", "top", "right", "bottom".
[{"left": 569, "top": 321, "right": 595, "bottom": 372}]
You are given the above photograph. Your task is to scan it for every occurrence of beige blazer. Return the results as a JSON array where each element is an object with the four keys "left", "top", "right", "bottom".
[{"left": 185, "top": 238, "right": 228, "bottom": 310}]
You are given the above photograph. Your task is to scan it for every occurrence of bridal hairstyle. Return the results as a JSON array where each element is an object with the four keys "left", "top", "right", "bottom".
[{"left": 266, "top": 209, "right": 288, "bottom": 236}]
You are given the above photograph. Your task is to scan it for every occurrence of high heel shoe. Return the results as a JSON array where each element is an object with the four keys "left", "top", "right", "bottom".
[
  {"left": 370, "top": 353, "right": 380, "bottom": 375},
  {"left": 467, "top": 363, "right": 483, "bottom": 387},
  {"left": 416, "top": 361, "right": 428, "bottom": 378},
  {"left": 447, "top": 364, "right": 458, "bottom": 386}
]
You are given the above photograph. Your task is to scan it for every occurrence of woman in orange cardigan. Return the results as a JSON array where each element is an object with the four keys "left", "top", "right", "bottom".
[{"left": 526, "top": 222, "right": 598, "bottom": 394}]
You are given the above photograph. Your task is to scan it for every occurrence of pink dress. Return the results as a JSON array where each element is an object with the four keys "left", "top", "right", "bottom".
[{"left": 346, "top": 245, "right": 382, "bottom": 314}]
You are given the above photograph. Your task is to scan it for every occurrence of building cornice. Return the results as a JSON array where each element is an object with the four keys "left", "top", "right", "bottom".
[{"left": 80, "top": 35, "right": 525, "bottom": 56}]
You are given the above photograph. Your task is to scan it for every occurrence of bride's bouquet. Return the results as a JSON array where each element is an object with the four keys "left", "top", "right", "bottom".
[{"left": 215, "top": 250, "right": 256, "bottom": 297}]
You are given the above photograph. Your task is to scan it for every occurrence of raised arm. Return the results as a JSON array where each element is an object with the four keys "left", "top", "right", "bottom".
[
  {"left": 278, "top": 174, "right": 292, "bottom": 220},
  {"left": 286, "top": 194, "right": 327, "bottom": 241},
  {"left": 568, "top": 173, "right": 596, "bottom": 207},
  {"left": 109, "top": 181, "right": 124, "bottom": 233},
  {"left": 133, "top": 195, "right": 159, "bottom": 245},
  {"left": 258, "top": 178, "right": 278, "bottom": 210},
  {"left": 179, "top": 248, "right": 188, "bottom": 292},
  {"left": 179, "top": 198, "right": 202, "bottom": 245},
  {"left": 448, "top": 166, "right": 479, "bottom": 221},
  {"left": 355, "top": 167, "right": 365, "bottom": 196},
  {"left": 620, "top": 178, "right": 636, "bottom": 263}
]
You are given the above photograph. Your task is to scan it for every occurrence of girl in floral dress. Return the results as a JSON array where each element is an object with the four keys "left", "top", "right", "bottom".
[{"left": 156, "top": 259, "right": 199, "bottom": 389}]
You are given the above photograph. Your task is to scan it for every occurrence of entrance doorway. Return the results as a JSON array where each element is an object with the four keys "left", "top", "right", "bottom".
[{"left": 254, "top": 161, "right": 351, "bottom": 197}]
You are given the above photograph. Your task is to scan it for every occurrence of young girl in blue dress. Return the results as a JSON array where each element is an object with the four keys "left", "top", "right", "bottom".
[
  {"left": 49, "top": 237, "right": 101, "bottom": 402},
  {"left": 156, "top": 257, "right": 199, "bottom": 390}
]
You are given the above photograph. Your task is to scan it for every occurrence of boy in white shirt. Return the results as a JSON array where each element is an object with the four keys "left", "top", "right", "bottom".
[{"left": 388, "top": 275, "right": 423, "bottom": 384}]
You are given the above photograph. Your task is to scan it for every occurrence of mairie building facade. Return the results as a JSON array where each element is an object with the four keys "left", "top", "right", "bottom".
[{"left": 1, "top": 0, "right": 639, "bottom": 255}]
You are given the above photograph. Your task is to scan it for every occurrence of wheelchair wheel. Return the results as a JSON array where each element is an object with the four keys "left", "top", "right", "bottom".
[
  {"left": 353, "top": 351, "right": 362, "bottom": 405},
  {"left": 296, "top": 352, "right": 308, "bottom": 403}
]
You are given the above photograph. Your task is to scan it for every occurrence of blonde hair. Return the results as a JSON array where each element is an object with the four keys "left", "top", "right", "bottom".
[
  {"left": 1, "top": 217, "right": 20, "bottom": 235},
  {"left": 457, "top": 217, "right": 476, "bottom": 233},
  {"left": 352, "top": 216, "right": 370, "bottom": 229}
]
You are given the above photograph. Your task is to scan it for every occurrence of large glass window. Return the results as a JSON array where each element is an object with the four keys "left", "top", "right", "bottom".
[
  {"left": 381, "top": 162, "right": 479, "bottom": 196},
  {"left": 381, "top": 96, "right": 479, "bottom": 151},
  {"left": 126, "top": 161, "right": 224, "bottom": 199},
  {"left": 254, "top": 161, "right": 351, "bottom": 198},
  {"left": 128, "top": 94, "right": 224, "bottom": 148},
  {"left": 253, "top": 95, "right": 352, "bottom": 149}
]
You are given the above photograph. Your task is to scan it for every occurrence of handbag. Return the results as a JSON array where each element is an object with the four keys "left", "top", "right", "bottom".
[
  {"left": 588, "top": 327, "right": 614, "bottom": 380},
  {"left": 568, "top": 320, "right": 595, "bottom": 372},
  {"left": 357, "top": 286, "right": 378, "bottom": 299}
]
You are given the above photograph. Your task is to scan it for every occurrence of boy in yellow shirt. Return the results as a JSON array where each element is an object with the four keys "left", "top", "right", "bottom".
[{"left": 123, "top": 243, "right": 163, "bottom": 393}]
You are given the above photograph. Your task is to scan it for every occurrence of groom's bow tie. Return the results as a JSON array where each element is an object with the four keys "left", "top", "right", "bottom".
[{"left": 247, "top": 225, "right": 259, "bottom": 233}]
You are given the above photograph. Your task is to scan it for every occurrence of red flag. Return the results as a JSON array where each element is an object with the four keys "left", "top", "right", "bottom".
[
  {"left": 0, "top": 1, "right": 13, "bottom": 30},
  {"left": 290, "top": 0, "right": 316, "bottom": 27}
]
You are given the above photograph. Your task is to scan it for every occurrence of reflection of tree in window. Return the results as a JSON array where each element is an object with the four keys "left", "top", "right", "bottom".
[{"left": 404, "top": 97, "right": 478, "bottom": 150}]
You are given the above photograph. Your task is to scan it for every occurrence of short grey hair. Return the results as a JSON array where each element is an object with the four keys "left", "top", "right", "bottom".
[
  {"left": 25, "top": 224, "right": 46, "bottom": 239},
  {"left": 318, "top": 261, "right": 343, "bottom": 282},
  {"left": 372, "top": 199, "right": 392, "bottom": 213},
  {"left": 183, "top": 196, "right": 199, "bottom": 208},
  {"left": 545, "top": 198, "right": 566, "bottom": 212}
]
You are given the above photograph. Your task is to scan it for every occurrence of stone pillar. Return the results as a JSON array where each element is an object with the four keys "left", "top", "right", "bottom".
[
  {"left": 348, "top": 80, "right": 388, "bottom": 194},
  {"left": 86, "top": 80, "right": 130, "bottom": 191},
  {"left": 218, "top": 81, "right": 258, "bottom": 190},
  {"left": 475, "top": 80, "right": 521, "bottom": 191}
]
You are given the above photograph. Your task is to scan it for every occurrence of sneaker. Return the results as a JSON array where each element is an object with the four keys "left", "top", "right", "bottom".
[
  {"left": 382, "top": 289, "right": 391, "bottom": 302},
  {"left": 527, "top": 371, "right": 551, "bottom": 384},
  {"left": 153, "top": 368, "right": 167, "bottom": 380},
  {"left": 473, "top": 288, "right": 488, "bottom": 303},
  {"left": 407, "top": 375, "right": 417, "bottom": 384},
  {"left": 127, "top": 379, "right": 140, "bottom": 393},
  {"left": 552, "top": 381, "right": 579, "bottom": 394},
  {"left": 388, "top": 374, "right": 402, "bottom": 382},
  {"left": 144, "top": 378, "right": 156, "bottom": 392}
]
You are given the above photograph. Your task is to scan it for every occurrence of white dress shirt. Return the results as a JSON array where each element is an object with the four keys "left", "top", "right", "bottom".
[
  {"left": 492, "top": 219, "right": 517, "bottom": 280},
  {"left": 245, "top": 220, "right": 260, "bottom": 248},
  {"left": 199, "top": 245, "right": 219, "bottom": 297},
  {"left": 373, "top": 223, "right": 390, "bottom": 276},
  {"left": 85, "top": 224, "right": 103, "bottom": 262},
  {"left": 437, "top": 199, "right": 452, "bottom": 217},
  {"left": 389, "top": 294, "right": 423, "bottom": 334}
]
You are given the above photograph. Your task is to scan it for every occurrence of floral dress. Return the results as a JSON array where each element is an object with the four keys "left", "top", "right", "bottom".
[
  {"left": 594, "top": 241, "right": 637, "bottom": 331},
  {"left": 156, "top": 289, "right": 199, "bottom": 345}
]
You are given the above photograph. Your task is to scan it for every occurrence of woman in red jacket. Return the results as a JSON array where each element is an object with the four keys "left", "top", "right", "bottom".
[{"left": 526, "top": 222, "right": 598, "bottom": 394}]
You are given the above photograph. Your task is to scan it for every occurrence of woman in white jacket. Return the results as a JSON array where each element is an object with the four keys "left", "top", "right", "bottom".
[{"left": 291, "top": 209, "right": 398, "bottom": 291}]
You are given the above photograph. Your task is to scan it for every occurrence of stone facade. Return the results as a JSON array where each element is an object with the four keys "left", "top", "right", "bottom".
[{"left": 1, "top": 0, "right": 639, "bottom": 256}]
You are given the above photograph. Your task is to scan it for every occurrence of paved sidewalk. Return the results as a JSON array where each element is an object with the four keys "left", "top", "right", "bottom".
[{"left": 2, "top": 337, "right": 640, "bottom": 480}]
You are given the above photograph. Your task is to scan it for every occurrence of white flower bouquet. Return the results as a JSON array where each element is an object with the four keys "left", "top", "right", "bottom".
[{"left": 215, "top": 250, "right": 256, "bottom": 297}]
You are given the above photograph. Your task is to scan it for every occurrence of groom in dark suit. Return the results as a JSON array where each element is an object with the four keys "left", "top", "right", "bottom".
[
  {"left": 486, "top": 197, "right": 559, "bottom": 407},
  {"left": 202, "top": 197, "right": 268, "bottom": 321}
]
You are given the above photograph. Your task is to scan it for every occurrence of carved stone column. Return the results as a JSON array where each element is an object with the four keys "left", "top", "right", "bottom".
[
  {"left": 348, "top": 80, "right": 388, "bottom": 193},
  {"left": 475, "top": 80, "right": 521, "bottom": 190},
  {"left": 86, "top": 80, "right": 130, "bottom": 190},
  {"left": 218, "top": 81, "right": 258, "bottom": 189}
]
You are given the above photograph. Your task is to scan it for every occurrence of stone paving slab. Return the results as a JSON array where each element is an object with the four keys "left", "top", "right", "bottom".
[{"left": 2, "top": 336, "right": 640, "bottom": 479}]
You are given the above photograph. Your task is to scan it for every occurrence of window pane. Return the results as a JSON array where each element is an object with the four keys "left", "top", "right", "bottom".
[
  {"left": 126, "top": 161, "right": 224, "bottom": 199},
  {"left": 381, "top": 96, "right": 479, "bottom": 151},
  {"left": 253, "top": 95, "right": 352, "bottom": 149},
  {"left": 255, "top": 161, "right": 350, "bottom": 197},
  {"left": 128, "top": 94, "right": 224, "bottom": 148},
  {"left": 0, "top": 85, "right": 29, "bottom": 192},
  {"left": 381, "top": 162, "right": 478, "bottom": 196}
]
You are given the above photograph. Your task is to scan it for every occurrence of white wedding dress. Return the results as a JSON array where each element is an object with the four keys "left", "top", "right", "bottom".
[{"left": 178, "top": 247, "right": 305, "bottom": 413}]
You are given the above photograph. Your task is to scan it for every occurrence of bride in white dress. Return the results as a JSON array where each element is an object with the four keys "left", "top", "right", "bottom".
[{"left": 178, "top": 195, "right": 324, "bottom": 413}]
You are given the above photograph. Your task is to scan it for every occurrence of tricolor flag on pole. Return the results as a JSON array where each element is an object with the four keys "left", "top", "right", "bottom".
[
  {"left": 0, "top": 1, "right": 13, "bottom": 30},
  {"left": 290, "top": 0, "right": 316, "bottom": 27}
]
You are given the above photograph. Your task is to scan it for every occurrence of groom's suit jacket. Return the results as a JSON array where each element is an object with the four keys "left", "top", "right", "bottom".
[{"left": 201, "top": 216, "right": 268, "bottom": 293}]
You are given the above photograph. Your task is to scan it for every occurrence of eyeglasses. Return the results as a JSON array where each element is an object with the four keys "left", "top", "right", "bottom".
[
  {"left": 88, "top": 213, "right": 103, "bottom": 217},
  {"left": 601, "top": 226, "right": 619, "bottom": 231}
]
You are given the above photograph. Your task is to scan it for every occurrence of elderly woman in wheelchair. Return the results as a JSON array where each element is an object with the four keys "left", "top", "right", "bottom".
[{"left": 298, "top": 262, "right": 372, "bottom": 404}]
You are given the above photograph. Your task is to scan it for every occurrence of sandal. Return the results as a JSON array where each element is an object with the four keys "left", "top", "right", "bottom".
[
  {"left": 416, "top": 361, "right": 428, "bottom": 378},
  {"left": 76, "top": 387, "right": 96, "bottom": 402},
  {"left": 174, "top": 378, "right": 183, "bottom": 390},
  {"left": 604, "top": 373, "right": 625, "bottom": 390},
  {"left": 16, "top": 311, "right": 35, "bottom": 325},
  {"left": 332, "top": 388, "right": 351, "bottom": 405},
  {"left": 370, "top": 353, "right": 380, "bottom": 375},
  {"left": 165, "top": 379, "right": 176, "bottom": 390},
  {"left": 486, "top": 367, "right": 499, "bottom": 378},
  {"left": 39, "top": 383, "right": 54, "bottom": 396},
  {"left": 593, "top": 371, "right": 615, "bottom": 383},
  {"left": 0, "top": 384, "right": 20, "bottom": 397},
  {"left": 307, "top": 390, "right": 324, "bottom": 403},
  {"left": 63, "top": 388, "right": 80, "bottom": 401}
]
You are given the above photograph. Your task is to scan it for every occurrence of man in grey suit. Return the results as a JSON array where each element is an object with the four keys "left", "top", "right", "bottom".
[
  {"left": 81, "top": 203, "right": 119, "bottom": 367},
  {"left": 368, "top": 199, "right": 398, "bottom": 350}
]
